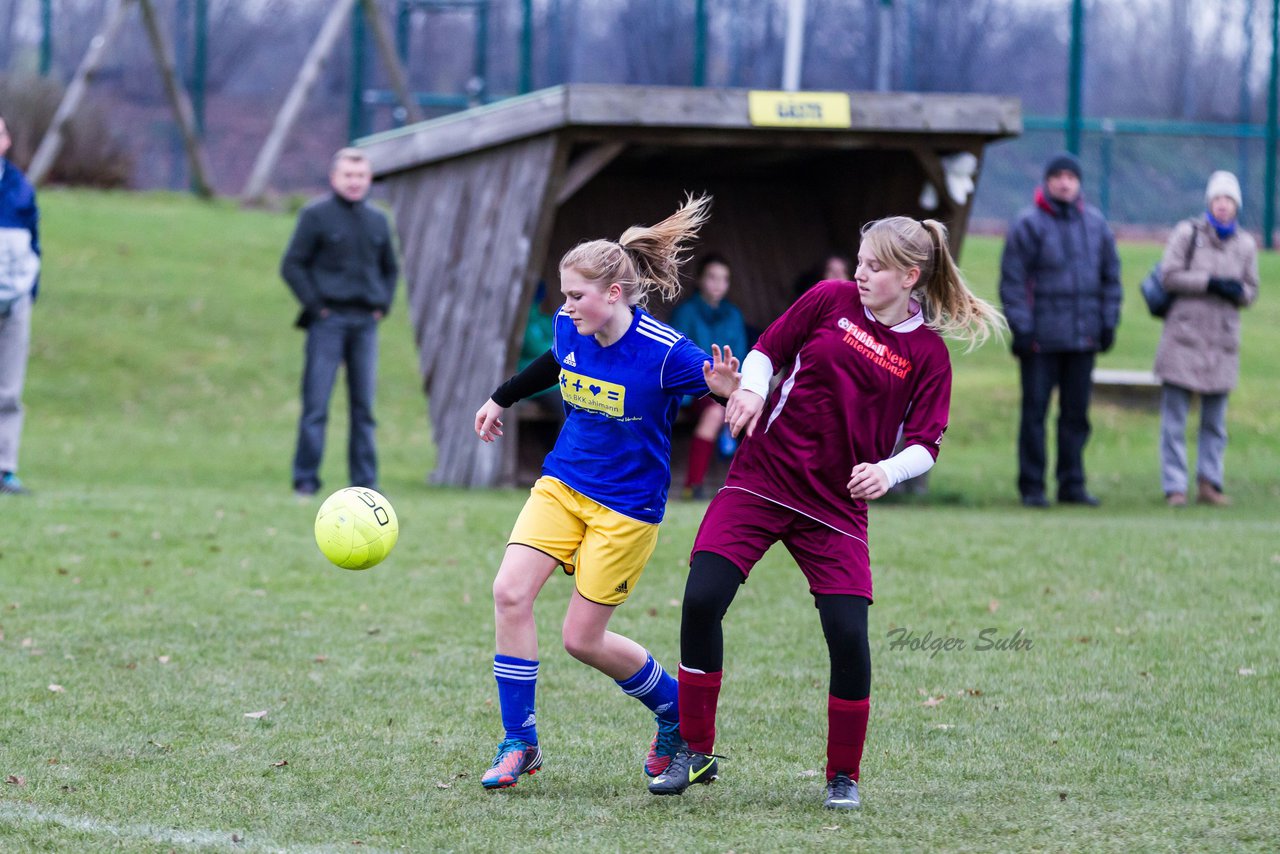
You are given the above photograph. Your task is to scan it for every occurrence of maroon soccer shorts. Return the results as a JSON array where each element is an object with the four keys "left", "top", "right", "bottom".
[{"left": 691, "top": 486, "right": 872, "bottom": 600}]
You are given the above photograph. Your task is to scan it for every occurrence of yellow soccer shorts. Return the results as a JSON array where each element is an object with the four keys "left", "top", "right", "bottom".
[{"left": 509, "top": 477, "right": 660, "bottom": 606}]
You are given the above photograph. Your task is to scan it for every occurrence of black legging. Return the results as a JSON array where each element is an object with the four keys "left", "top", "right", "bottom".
[{"left": 681, "top": 550, "right": 871, "bottom": 701}]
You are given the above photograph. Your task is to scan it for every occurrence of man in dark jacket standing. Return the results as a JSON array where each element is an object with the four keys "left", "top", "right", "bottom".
[
  {"left": 999, "top": 151, "right": 1122, "bottom": 508},
  {"left": 282, "top": 148, "right": 399, "bottom": 497}
]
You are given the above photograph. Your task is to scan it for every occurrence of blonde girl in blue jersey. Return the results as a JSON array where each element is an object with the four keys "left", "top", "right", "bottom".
[{"left": 473, "top": 195, "right": 740, "bottom": 789}]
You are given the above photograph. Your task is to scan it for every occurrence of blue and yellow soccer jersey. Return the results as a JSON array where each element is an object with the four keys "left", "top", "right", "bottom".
[{"left": 544, "top": 306, "right": 711, "bottom": 523}]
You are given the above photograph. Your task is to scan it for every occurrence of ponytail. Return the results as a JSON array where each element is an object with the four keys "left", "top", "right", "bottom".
[
  {"left": 860, "top": 216, "right": 1005, "bottom": 349},
  {"left": 559, "top": 194, "right": 712, "bottom": 307}
]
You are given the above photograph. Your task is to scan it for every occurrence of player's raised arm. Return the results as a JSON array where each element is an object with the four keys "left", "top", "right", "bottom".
[
  {"left": 701, "top": 343, "right": 740, "bottom": 399},
  {"left": 723, "top": 348, "right": 772, "bottom": 438}
]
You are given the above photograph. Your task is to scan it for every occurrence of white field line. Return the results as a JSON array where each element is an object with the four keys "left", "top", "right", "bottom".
[{"left": 0, "top": 801, "right": 383, "bottom": 853}]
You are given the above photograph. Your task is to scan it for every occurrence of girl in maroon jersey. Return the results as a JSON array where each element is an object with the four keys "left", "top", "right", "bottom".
[{"left": 648, "top": 216, "right": 1004, "bottom": 808}]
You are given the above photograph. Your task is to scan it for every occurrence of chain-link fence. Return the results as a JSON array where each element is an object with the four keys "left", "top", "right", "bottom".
[{"left": 0, "top": 0, "right": 1272, "bottom": 232}]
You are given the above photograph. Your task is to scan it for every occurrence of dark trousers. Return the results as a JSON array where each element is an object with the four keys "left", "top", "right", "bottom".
[
  {"left": 1017, "top": 350, "right": 1095, "bottom": 499},
  {"left": 292, "top": 311, "right": 379, "bottom": 492}
]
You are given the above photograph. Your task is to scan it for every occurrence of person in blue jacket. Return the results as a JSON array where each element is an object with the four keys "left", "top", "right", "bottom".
[
  {"left": 670, "top": 254, "right": 749, "bottom": 498},
  {"left": 0, "top": 115, "right": 41, "bottom": 496}
]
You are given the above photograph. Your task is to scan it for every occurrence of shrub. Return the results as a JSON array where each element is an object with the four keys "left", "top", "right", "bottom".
[{"left": 0, "top": 73, "right": 133, "bottom": 188}]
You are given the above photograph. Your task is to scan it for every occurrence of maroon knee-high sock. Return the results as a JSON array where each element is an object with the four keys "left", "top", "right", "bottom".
[
  {"left": 678, "top": 666, "right": 722, "bottom": 754},
  {"left": 826, "top": 695, "right": 869, "bottom": 781},
  {"left": 686, "top": 437, "right": 714, "bottom": 488}
]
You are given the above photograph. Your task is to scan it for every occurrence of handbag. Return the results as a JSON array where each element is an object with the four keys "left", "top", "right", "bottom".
[
  {"left": 1140, "top": 264, "right": 1173, "bottom": 318},
  {"left": 1142, "top": 220, "right": 1199, "bottom": 319}
]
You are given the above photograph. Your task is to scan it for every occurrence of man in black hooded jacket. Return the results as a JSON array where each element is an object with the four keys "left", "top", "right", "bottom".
[{"left": 999, "top": 151, "right": 1122, "bottom": 508}]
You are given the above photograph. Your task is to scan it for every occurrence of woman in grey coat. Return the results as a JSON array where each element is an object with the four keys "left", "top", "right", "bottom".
[{"left": 1154, "top": 171, "right": 1259, "bottom": 506}]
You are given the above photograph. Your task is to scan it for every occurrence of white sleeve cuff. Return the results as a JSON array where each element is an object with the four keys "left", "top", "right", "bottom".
[
  {"left": 740, "top": 349, "right": 774, "bottom": 400},
  {"left": 875, "top": 443, "right": 936, "bottom": 488}
]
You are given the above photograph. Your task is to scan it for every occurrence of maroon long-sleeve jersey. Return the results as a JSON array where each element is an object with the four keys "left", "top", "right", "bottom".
[{"left": 725, "top": 280, "right": 953, "bottom": 539}]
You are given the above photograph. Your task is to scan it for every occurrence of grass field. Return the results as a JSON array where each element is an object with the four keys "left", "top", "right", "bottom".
[{"left": 2, "top": 191, "right": 1278, "bottom": 852}]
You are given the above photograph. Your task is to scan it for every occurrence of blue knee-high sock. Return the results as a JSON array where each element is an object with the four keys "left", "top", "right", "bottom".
[
  {"left": 494, "top": 654, "right": 539, "bottom": 744},
  {"left": 616, "top": 653, "right": 679, "bottom": 724}
]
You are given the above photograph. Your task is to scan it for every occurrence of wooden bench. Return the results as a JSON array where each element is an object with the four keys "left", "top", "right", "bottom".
[{"left": 1092, "top": 368, "right": 1162, "bottom": 410}]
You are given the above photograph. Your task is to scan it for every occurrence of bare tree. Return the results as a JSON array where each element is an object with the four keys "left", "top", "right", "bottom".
[
  {"left": 618, "top": 0, "right": 693, "bottom": 85},
  {"left": 801, "top": 0, "right": 875, "bottom": 91},
  {"left": 0, "top": 0, "right": 21, "bottom": 70},
  {"left": 201, "top": 0, "right": 302, "bottom": 96}
]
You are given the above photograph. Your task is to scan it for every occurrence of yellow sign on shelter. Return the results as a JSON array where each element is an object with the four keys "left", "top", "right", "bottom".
[{"left": 748, "top": 91, "right": 853, "bottom": 128}]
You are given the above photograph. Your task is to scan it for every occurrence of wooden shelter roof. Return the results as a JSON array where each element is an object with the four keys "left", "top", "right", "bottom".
[{"left": 363, "top": 84, "right": 1021, "bottom": 177}]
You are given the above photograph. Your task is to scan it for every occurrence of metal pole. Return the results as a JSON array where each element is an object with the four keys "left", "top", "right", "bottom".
[
  {"left": 520, "top": 0, "right": 533, "bottom": 93},
  {"left": 475, "top": 0, "right": 489, "bottom": 103},
  {"left": 1066, "top": 0, "right": 1084, "bottom": 154},
  {"left": 396, "top": 0, "right": 410, "bottom": 62},
  {"left": 1242, "top": 0, "right": 1256, "bottom": 202},
  {"left": 693, "top": 0, "right": 707, "bottom": 86},
  {"left": 1099, "top": 119, "right": 1114, "bottom": 220},
  {"left": 1265, "top": 0, "right": 1278, "bottom": 247},
  {"left": 782, "top": 0, "right": 807, "bottom": 91},
  {"left": 40, "top": 0, "right": 53, "bottom": 76},
  {"left": 349, "top": 0, "right": 367, "bottom": 142},
  {"left": 876, "top": 0, "right": 893, "bottom": 92}
]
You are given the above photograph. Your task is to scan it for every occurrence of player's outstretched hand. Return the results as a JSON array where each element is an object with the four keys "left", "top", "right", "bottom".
[
  {"left": 725, "top": 388, "right": 764, "bottom": 439},
  {"left": 702, "top": 344, "right": 741, "bottom": 399},
  {"left": 847, "top": 462, "right": 890, "bottom": 501},
  {"left": 475, "top": 399, "right": 505, "bottom": 443}
]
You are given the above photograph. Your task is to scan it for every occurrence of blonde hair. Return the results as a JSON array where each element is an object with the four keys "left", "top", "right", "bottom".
[
  {"left": 859, "top": 216, "right": 1005, "bottom": 349},
  {"left": 559, "top": 195, "right": 712, "bottom": 307}
]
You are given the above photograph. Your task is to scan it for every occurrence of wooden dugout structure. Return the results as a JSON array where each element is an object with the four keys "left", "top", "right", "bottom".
[{"left": 359, "top": 84, "right": 1020, "bottom": 488}]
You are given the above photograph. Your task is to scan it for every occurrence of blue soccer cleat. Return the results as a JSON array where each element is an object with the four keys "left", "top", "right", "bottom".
[
  {"left": 481, "top": 738, "right": 543, "bottom": 790},
  {"left": 645, "top": 717, "right": 684, "bottom": 777}
]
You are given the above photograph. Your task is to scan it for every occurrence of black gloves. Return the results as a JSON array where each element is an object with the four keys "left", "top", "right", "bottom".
[
  {"left": 1207, "top": 278, "right": 1246, "bottom": 305},
  {"left": 1099, "top": 327, "right": 1115, "bottom": 353}
]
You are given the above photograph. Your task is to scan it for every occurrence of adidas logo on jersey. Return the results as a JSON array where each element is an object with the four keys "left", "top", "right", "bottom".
[
  {"left": 563, "top": 352, "right": 577, "bottom": 367},
  {"left": 614, "top": 580, "right": 629, "bottom": 594}
]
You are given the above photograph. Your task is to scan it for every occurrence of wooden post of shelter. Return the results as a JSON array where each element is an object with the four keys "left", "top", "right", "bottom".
[
  {"left": 137, "top": 0, "right": 215, "bottom": 197},
  {"left": 241, "top": 0, "right": 422, "bottom": 205},
  {"left": 27, "top": 0, "right": 132, "bottom": 185}
]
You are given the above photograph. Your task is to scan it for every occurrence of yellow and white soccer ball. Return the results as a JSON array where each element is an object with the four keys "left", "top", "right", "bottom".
[{"left": 314, "top": 487, "right": 399, "bottom": 570}]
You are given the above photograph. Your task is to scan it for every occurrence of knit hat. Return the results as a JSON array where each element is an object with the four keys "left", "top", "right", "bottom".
[
  {"left": 1044, "top": 151, "right": 1082, "bottom": 180},
  {"left": 1205, "top": 170, "right": 1242, "bottom": 208}
]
